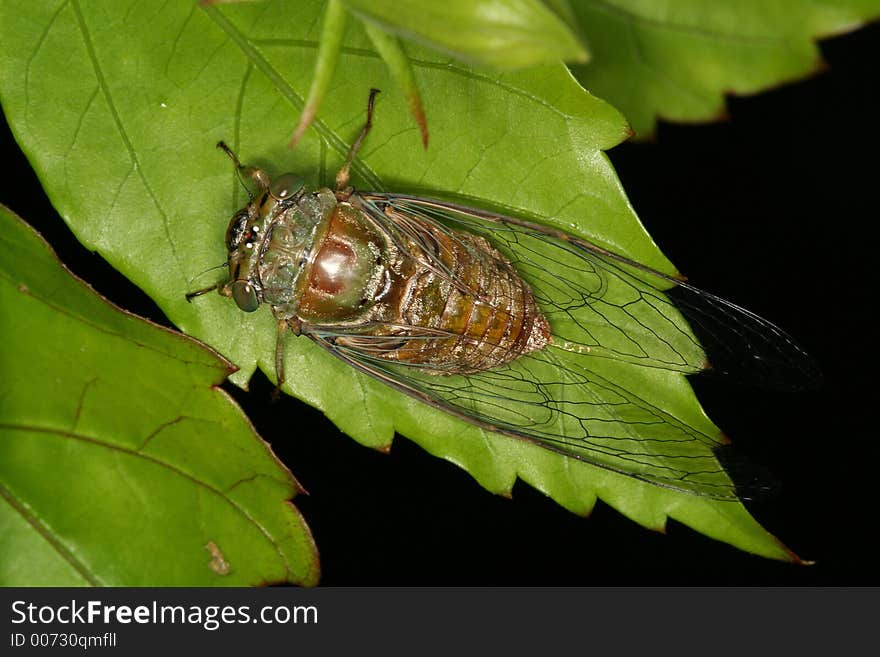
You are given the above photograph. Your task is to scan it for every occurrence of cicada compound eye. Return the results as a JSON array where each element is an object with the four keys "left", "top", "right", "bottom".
[
  {"left": 269, "top": 174, "right": 304, "bottom": 201},
  {"left": 231, "top": 280, "right": 259, "bottom": 312},
  {"left": 225, "top": 211, "right": 249, "bottom": 251}
]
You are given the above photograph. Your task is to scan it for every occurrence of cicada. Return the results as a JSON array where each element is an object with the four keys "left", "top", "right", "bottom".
[{"left": 188, "top": 90, "right": 817, "bottom": 501}]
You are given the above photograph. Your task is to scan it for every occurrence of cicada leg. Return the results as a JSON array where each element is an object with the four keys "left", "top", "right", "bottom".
[
  {"left": 272, "top": 317, "right": 302, "bottom": 400},
  {"left": 185, "top": 283, "right": 220, "bottom": 301},
  {"left": 217, "top": 140, "right": 270, "bottom": 194},
  {"left": 335, "top": 88, "right": 380, "bottom": 192},
  {"left": 185, "top": 279, "right": 234, "bottom": 302}
]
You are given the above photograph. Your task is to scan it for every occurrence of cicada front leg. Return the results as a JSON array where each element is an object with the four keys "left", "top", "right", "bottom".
[
  {"left": 217, "top": 140, "right": 271, "bottom": 195},
  {"left": 272, "top": 317, "right": 302, "bottom": 400},
  {"left": 185, "top": 283, "right": 221, "bottom": 302}
]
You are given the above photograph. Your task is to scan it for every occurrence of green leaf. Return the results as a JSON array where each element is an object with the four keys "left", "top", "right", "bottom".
[
  {"left": 0, "top": 206, "right": 319, "bottom": 586},
  {"left": 0, "top": 0, "right": 794, "bottom": 560},
  {"left": 343, "top": 0, "right": 589, "bottom": 69},
  {"left": 568, "top": 0, "right": 880, "bottom": 137}
]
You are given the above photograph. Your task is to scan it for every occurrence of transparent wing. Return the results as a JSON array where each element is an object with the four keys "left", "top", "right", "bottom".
[
  {"left": 358, "top": 193, "right": 819, "bottom": 389},
  {"left": 298, "top": 192, "right": 815, "bottom": 499},
  {"left": 308, "top": 330, "right": 768, "bottom": 499}
]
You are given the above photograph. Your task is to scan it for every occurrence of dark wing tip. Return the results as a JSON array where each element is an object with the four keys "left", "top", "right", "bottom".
[
  {"left": 712, "top": 443, "right": 780, "bottom": 502},
  {"left": 667, "top": 285, "right": 823, "bottom": 391}
]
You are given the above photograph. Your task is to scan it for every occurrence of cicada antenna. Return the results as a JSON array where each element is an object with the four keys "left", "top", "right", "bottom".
[
  {"left": 184, "top": 261, "right": 229, "bottom": 301},
  {"left": 190, "top": 262, "right": 228, "bottom": 281}
]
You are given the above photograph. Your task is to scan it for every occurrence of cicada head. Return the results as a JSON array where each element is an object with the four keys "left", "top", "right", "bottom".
[{"left": 222, "top": 173, "right": 307, "bottom": 312}]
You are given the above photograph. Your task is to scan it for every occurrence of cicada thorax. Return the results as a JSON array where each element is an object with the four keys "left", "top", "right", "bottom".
[
  {"left": 289, "top": 200, "right": 391, "bottom": 322},
  {"left": 270, "top": 190, "right": 551, "bottom": 374}
]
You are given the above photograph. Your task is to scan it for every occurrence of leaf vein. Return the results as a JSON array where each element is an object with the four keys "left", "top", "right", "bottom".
[
  {"left": 589, "top": 0, "right": 790, "bottom": 48},
  {"left": 0, "top": 482, "right": 102, "bottom": 586},
  {"left": 202, "top": 6, "right": 384, "bottom": 190},
  {"left": 24, "top": 0, "right": 70, "bottom": 121},
  {"left": 70, "top": 0, "right": 185, "bottom": 284},
  {"left": 1, "top": 422, "right": 295, "bottom": 581},
  {"left": 0, "top": 271, "right": 220, "bottom": 371}
]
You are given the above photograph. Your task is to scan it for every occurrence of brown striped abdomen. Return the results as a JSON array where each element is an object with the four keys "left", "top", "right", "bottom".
[{"left": 373, "top": 211, "right": 551, "bottom": 374}]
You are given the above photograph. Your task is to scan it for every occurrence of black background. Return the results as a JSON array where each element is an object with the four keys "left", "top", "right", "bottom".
[{"left": 3, "top": 24, "right": 878, "bottom": 585}]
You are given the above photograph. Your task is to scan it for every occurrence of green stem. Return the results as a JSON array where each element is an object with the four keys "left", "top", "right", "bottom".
[{"left": 289, "top": 0, "right": 347, "bottom": 148}]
